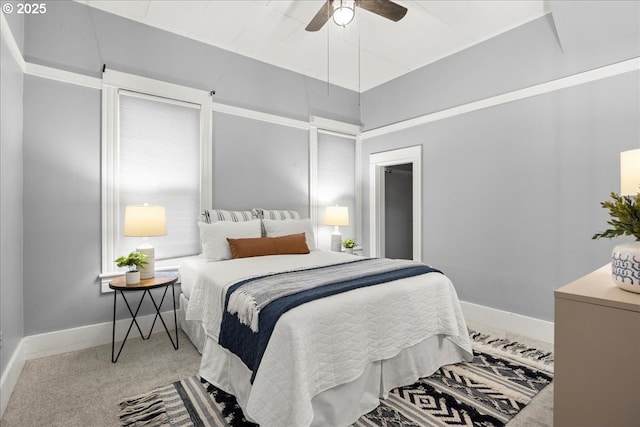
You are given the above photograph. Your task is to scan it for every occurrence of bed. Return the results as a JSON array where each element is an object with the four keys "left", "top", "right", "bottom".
[{"left": 179, "top": 210, "right": 473, "bottom": 427}]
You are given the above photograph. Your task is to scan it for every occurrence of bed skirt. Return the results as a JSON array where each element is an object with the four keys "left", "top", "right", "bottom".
[
  {"left": 179, "top": 293, "right": 206, "bottom": 354},
  {"left": 199, "top": 333, "right": 469, "bottom": 427}
]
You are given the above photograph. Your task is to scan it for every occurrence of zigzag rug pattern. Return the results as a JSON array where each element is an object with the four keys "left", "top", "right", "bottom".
[
  {"left": 119, "top": 331, "right": 553, "bottom": 427},
  {"left": 352, "top": 348, "right": 553, "bottom": 427}
]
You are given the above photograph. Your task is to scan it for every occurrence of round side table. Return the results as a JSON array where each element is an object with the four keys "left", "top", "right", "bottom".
[{"left": 109, "top": 272, "right": 179, "bottom": 362}]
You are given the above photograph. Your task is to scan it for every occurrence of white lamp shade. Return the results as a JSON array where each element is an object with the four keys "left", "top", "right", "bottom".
[
  {"left": 124, "top": 205, "right": 167, "bottom": 237},
  {"left": 621, "top": 149, "right": 640, "bottom": 196},
  {"left": 324, "top": 206, "right": 349, "bottom": 226}
]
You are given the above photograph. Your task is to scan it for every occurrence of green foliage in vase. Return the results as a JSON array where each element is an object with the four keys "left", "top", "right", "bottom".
[
  {"left": 343, "top": 238, "right": 357, "bottom": 249},
  {"left": 114, "top": 251, "right": 148, "bottom": 272},
  {"left": 592, "top": 192, "right": 640, "bottom": 241}
]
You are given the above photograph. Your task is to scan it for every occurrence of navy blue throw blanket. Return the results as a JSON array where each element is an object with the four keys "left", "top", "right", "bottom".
[{"left": 218, "top": 258, "right": 442, "bottom": 383}]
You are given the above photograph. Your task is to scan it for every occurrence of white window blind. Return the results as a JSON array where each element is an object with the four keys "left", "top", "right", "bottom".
[
  {"left": 118, "top": 91, "right": 200, "bottom": 259},
  {"left": 317, "top": 133, "right": 356, "bottom": 248}
]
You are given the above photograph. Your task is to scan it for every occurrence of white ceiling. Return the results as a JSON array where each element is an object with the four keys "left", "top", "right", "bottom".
[{"left": 77, "top": 1, "right": 550, "bottom": 92}]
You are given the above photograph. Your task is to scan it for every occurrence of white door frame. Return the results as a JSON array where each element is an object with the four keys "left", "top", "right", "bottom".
[{"left": 369, "top": 146, "right": 422, "bottom": 260}]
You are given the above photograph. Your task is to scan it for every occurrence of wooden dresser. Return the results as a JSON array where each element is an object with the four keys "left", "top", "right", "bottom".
[{"left": 554, "top": 264, "right": 640, "bottom": 427}]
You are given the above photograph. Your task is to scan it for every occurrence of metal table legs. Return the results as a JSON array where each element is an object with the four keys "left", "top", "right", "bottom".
[{"left": 111, "top": 283, "right": 178, "bottom": 363}]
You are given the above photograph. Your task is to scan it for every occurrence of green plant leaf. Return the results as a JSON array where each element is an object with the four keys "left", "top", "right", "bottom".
[
  {"left": 342, "top": 238, "right": 357, "bottom": 248},
  {"left": 114, "top": 250, "right": 149, "bottom": 271},
  {"left": 593, "top": 192, "right": 640, "bottom": 240}
]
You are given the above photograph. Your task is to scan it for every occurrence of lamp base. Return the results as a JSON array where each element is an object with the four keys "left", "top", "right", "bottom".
[
  {"left": 137, "top": 244, "right": 155, "bottom": 279},
  {"left": 330, "top": 233, "right": 342, "bottom": 252}
]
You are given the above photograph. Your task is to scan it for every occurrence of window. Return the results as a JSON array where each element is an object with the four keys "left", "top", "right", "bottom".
[
  {"left": 308, "top": 116, "right": 361, "bottom": 250},
  {"left": 101, "top": 71, "right": 212, "bottom": 288},
  {"left": 317, "top": 132, "right": 357, "bottom": 248}
]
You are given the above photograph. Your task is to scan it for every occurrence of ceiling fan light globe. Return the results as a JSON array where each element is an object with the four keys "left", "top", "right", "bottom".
[{"left": 333, "top": 0, "right": 355, "bottom": 26}]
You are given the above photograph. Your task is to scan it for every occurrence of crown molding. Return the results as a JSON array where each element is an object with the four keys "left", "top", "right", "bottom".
[
  {"left": 362, "top": 57, "right": 640, "bottom": 140},
  {"left": 0, "top": 12, "right": 26, "bottom": 72}
]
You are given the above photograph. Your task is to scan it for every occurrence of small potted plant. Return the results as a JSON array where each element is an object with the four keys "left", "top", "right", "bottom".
[
  {"left": 115, "top": 251, "right": 148, "bottom": 284},
  {"left": 592, "top": 191, "right": 640, "bottom": 293},
  {"left": 342, "top": 238, "right": 357, "bottom": 254}
]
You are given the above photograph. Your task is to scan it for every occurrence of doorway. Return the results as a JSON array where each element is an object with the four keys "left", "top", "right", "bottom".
[
  {"left": 369, "top": 146, "right": 421, "bottom": 261},
  {"left": 384, "top": 164, "right": 413, "bottom": 259}
]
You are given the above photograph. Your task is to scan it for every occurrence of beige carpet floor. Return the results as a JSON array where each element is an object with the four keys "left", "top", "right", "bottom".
[
  {"left": 1, "top": 324, "right": 553, "bottom": 426},
  {"left": 1, "top": 330, "right": 201, "bottom": 427}
]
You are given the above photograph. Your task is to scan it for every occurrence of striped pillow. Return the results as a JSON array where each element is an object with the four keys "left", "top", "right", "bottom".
[
  {"left": 201, "top": 209, "right": 255, "bottom": 224},
  {"left": 252, "top": 208, "right": 301, "bottom": 220}
]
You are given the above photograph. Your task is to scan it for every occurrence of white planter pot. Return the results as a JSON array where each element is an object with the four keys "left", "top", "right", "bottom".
[
  {"left": 611, "top": 241, "right": 640, "bottom": 294},
  {"left": 125, "top": 270, "right": 140, "bottom": 285},
  {"left": 344, "top": 248, "right": 353, "bottom": 254}
]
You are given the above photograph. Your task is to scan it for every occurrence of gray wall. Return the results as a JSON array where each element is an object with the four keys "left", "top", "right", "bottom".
[
  {"left": 361, "top": 13, "right": 640, "bottom": 321},
  {"left": 0, "top": 10, "right": 24, "bottom": 378},
  {"left": 362, "top": 14, "right": 640, "bottom": 131},
  {"left": 2, "top": 1, "right": 24, "bottom": 51},
  {"left": 23, "top": 0, "right": 359, "bottom": 124},
  {"left": 212, "top": 112, "right": 310, "bottom": 215},
  {"left": 16, "top": 0, "right": 359, "bottom": 335},
  {"left": 22, "top": 76, "right": 102, "bottom": 334}
]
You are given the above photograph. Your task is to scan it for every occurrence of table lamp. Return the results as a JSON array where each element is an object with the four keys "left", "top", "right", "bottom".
[
  {"left": 124, "top": 204, "right": 166, "bottom": 279},
  {"left": 324, "top": 205, "right": 349, "bottom": 252},
  {"left": 620, "top": 148, "right": 640, "bottom": 196}
]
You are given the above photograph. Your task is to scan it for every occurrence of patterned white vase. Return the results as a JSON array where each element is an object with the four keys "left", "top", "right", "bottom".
[{"left": 611, "top": 241, "right": 640, "bottom": 294}]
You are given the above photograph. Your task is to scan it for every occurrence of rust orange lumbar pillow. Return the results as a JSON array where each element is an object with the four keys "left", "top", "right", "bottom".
[{"left": 227, "top": 233, "right": 310, "bottom": 259}]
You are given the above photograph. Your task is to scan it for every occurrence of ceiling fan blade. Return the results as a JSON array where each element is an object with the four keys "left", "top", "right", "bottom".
[
  {"left": 305, "top": 1, "right": 333, "bottom": 31},
  {"left": 356, "top": 0, "right": 407, "bottom": 22}
]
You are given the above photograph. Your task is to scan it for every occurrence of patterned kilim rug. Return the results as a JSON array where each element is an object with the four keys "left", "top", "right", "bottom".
[{"left": 118, "top": 330, "right": 553, "bottom": 427}]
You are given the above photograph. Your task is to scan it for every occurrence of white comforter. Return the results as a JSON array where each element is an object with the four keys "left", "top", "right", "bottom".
[{"left": 184, "top": 251, "right": 473, "bottom": 426}]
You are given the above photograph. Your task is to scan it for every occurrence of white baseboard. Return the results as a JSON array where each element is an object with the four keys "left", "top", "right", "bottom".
[
  {"left": 0, "top": 339, "right": 25, "bottom": 419},
  {"left": 460, "top": 300, "right": 554, "bottom": 344},
  {"left": 24, "top": 310, "right": 180, "bottom": 360}
]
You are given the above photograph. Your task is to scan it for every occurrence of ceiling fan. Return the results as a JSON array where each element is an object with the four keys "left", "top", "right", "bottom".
[{"left": 305, "top": 0, "right": 408, "bottom": 31}]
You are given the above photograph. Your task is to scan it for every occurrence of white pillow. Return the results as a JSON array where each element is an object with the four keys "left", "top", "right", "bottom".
[
  {"left": 263, "top": 218, "right": 317, "bottom": 250},
  {"left": 198, "top": 219, "right": 262, "bottom": 261}
]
